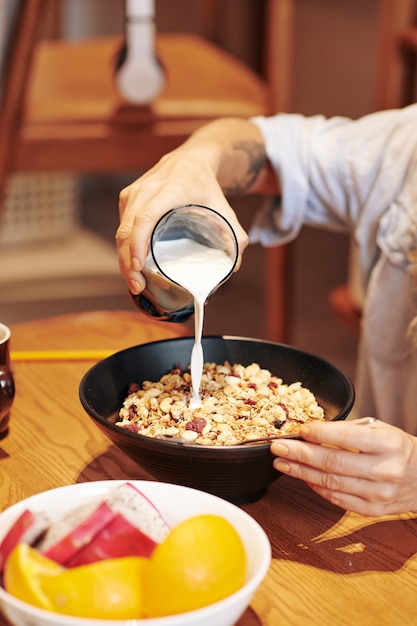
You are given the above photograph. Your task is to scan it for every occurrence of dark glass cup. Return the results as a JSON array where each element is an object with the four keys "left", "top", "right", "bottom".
[{"left": 0, "top": 323, "right": 15, "bottom": 439}]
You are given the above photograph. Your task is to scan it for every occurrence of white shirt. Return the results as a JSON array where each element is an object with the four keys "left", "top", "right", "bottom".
[{"left": 251, "top": 105, "right": 417, "bottom": 433}]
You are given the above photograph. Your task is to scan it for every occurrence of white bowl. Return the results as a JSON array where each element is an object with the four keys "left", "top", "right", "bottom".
[{"left": 0, "top": 480, "right": 271, "bottom": 626}]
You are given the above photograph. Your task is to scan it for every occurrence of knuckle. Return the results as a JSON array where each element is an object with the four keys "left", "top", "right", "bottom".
[
  {"left": 321, "top": 472, "right": 341, "bottom": 492},
  {"left": 115, "top": 225, "right": 131, "bottom": 242},
  {"left": 323, "top": 449, "right": 346, "bottom": 475},
  {"left": 374, "top": 482, "right": 399, "bottom": 504}
]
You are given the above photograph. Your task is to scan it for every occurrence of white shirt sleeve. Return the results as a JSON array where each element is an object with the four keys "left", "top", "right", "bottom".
[{"left": 249, "top": 105, "right": 417, "bottom": 285}]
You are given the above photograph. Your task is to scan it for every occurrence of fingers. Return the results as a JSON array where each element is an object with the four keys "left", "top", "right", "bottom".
[
  {"left": 117, "top": 181, "right": 160, "bottom": 261},
  {"left": 271, "top": 439, "right": 404, "bottom": 516},
  {"left": 294, "top": 417, "right": 385, "bottom": 455},
  {"left": 270, "top": 418, "right": 400, "bottom": 482},
  {"left": 116, "top": 220, "right": 146, "bottom": 295},
  {"left": 270, "top": 419, "right": 417, "bottom": 515},
  {"left": 116, "top": 180, "right": 170, "bottom": 293},
  {"left": 271, "top": 438, "right": 376, "bottom": 481}
]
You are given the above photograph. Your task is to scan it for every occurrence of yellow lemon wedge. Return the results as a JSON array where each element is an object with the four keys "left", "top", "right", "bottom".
[
  {"left": 144, "top": 514, "right": 247, "bottom": 618},
  {"left": 40, "top": 556, "right": 149, "bottom": 619},
  {"left": 3, "top": 543, "right": 64, "bottom": 610}
]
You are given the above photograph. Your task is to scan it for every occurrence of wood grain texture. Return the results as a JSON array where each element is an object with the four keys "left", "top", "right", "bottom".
[{"left": 1, "top": 310, "right": 416, "bottom": 625}]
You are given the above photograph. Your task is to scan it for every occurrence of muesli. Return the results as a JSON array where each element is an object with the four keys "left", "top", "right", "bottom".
[{"left": 116, "top": 361, "right": 325, "bottom": 446}]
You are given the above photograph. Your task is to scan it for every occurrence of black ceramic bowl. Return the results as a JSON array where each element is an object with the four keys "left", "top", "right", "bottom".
[{"left": 79, "top": 336, "right": 354, "bottom": 503}]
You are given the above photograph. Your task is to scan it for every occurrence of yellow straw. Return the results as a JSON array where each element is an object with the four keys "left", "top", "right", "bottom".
[{"left": 11, "top": 349, "right": 114, "bottom": 362}]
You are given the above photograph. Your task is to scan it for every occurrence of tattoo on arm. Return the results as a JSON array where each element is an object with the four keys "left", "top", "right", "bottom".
[{"left": 223, "top": 140, "right": 267, "bottom": 195}]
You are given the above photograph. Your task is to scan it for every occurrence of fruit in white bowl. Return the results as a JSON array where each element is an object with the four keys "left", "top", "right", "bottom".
[{"left": 0, "top": 480, "right": 271, "bottom": 626}]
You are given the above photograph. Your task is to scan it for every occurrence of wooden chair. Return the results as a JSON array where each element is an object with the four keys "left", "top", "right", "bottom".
[
  {"left": 0, "top": 0, "right": 294, "bottom": 342},
  {"left": 328, "top": 0, "right": 417, "bottom": 333}
]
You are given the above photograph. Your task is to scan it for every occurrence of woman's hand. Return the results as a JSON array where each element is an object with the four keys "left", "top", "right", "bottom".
[
  {"left": 270, "top": 417, "right": 417, "bottom": 516},
  {"left": 116, "top": 149, "right": 247, "bottom": 295}
]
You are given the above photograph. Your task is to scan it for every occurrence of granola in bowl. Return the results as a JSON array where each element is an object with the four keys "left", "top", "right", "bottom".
[{"left": 115, "top": 361, "right": 325, "bottom": 446}]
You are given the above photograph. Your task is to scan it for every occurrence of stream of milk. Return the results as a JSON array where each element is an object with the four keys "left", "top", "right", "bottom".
[{"left": 153, "top": 237, "right": 233, "bottom": 405}]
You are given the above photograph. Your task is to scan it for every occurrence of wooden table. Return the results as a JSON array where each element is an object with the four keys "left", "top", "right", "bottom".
[{"left": 1, "top": 310, "right": 417, "bottom": 626}]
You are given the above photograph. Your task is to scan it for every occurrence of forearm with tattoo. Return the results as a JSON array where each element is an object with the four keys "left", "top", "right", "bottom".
[{"left": 223, "top": 140, "right": 267, "bottom": 196}]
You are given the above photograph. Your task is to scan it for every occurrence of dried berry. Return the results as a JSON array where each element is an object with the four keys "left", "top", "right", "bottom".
[
  {"left": 124, "top": 423, "right": 140, "bottom": 433},
  {"left": 128, "top": 405, "right": 138, "bottom": 419},
  {"left": 278, "top": 403, "right": 289, "bottom": 418},
  {"left": 185, "top": 418, "right": 207, "bottom": 434}
]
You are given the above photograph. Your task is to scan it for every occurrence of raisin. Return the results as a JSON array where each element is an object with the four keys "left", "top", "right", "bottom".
[
  {"left": 124, "top": 423, "right": 139, "bottom": 433},
  {"left": 185, "top": 418, "right": 207, "bottom": 433},
  {"left": 128, "top": 405, "right": 138, "bottom": 419}
]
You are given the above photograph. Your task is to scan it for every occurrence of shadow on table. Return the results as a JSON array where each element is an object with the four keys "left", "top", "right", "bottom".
[
  {"left": 242, "top": 475, "right": 417, "bottom": 575},
  {"left": 76, "top": 443, "right": 154, "bottom": 482}
]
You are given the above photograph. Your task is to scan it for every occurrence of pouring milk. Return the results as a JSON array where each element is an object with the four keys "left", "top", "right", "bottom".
[{"left": 152, "top": 237, "right": 235, "bottom": 406}]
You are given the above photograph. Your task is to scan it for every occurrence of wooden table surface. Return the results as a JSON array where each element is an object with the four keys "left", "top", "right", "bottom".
[{"left": 1, "top": 310, "right": 417, "bottom": 626}]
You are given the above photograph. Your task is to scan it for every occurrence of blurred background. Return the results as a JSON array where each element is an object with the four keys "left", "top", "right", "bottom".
[{"left": 0, "top": 0, "right": 391, "bottom": 382}]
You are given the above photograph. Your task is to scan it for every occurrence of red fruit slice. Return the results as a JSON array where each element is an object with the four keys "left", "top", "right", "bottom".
[
  {"left": 0, "top": 509, "right": 49, "bottom": 573},
  {"left": 66, "top": 512, "right": 157, "bottom": 566},
  {"left": 39, "top": 501, "right": 116, "bottom": 565},
  {"left": 66, "top": 482, "right": 171, "bottom": 566},
  {"left": 106, "top": 482, "right": 170, "bottom": 544},
  {"left": 4, "top": 482, "right": 171, "bottom": 569}
]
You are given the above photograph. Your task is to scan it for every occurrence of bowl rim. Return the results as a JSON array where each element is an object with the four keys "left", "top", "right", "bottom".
[
  {"left": 79, "top": 334, "right": 355, "bottom": 450},
  {"left": 0, "top": 480, "right": 271, "bottom": 626}
]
